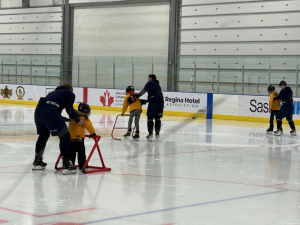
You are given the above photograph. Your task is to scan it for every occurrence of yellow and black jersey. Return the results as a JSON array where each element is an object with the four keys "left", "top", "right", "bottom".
[{"left": 68, "top": 115, "right": 95, "bottom": 139}]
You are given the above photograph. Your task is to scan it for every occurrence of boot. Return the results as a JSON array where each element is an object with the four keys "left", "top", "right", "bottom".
[
  {"left": 123, "top": 131, "right": 131, "bottom": 139},
  {"left": 266, "top": 127, "right": 273, "bottom": 134},
  {"left": 32, "top": 155, "right": 47, "bottom": 170},
  {"left": 133, "top": 131, "right": 140, "bottom": 140},
  {"left": 274, "top": 129, "right": 283, "bottom": 136},
  {"left": 63, "top": 159, "right": 77, "bottom": 175},
  {"left": 290, "top": 129, "right": 297, "bottom": 136},
  {"left": 146, "top": 133, "right": 153, "bottom": 141}
]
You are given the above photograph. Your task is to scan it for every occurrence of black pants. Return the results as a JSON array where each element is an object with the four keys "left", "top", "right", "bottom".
[
  {"left": 35, "top": 106, "right": 70, "bottom": 159},
  {"left": 269, "top": 110, "right": 279, "bottom": 130},
  {"left": 70, "top": 140, "right": 87, "bottom": 170},
  {"left": 277, "top": 104, "right": 295, "bottom": 130}
]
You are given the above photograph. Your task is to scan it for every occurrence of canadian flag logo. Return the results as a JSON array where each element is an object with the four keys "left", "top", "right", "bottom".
[{"left": 100, "top": 90, "right": 114, "bottom": 107}]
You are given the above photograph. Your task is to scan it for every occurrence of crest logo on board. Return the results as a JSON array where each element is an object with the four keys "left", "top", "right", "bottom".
[
  {"left": 16, "top": 86, "right": 25, "bottom": 100},
  {"left": 1, "top": 85, "right": 12, "bottom": 99}
]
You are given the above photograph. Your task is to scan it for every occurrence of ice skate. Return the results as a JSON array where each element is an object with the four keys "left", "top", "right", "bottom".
[
  {"left": 133, "top": 132, "right": 139, "bottom": 140},
  {"left": 123, "top": 132, "right": 131, "bottom": 139},
  {"left": 63, "top": 160, "right": 77, "bottom": 175},
  {"left": 266, "top": 128, "right": 273, "bottom": 134},
  {"left": 32, "top": 155, "right": 47, "bottom": 170},
  {"left": 274, "top": 129, "right": 283, "bottom": 136},
  {"left": 290, "top": 130, "right": 297, "bottom": 136},
  {"left": 155, "top": 133, "right": 160, "bottom": 140},
  {"left": 146, "top": 133, "right": 153, "bottom": 141}
]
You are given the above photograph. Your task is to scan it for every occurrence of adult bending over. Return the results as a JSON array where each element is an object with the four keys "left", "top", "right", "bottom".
[{"left": 33, "top": 83, "right": 85, "bottom": 175}]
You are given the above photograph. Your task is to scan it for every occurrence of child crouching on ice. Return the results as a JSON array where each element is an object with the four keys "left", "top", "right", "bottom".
[
  {"left": 121, "top": 86, "right": 143, "bottom": 140},
  {"left": 68, "top": 103, "right": 96, "bottom": 170},
  {"left": 266, "top": 84, "right": 282, "bottom": 134}
]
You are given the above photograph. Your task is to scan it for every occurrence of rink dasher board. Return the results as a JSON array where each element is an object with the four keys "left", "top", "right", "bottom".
[{"left": 0, "top": 84, "right": 207, "bottom": 115}]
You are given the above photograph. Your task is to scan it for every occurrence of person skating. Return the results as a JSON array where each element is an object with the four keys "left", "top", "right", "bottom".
[
  {"left": 68, "top": 103, "right": 96, "bottom": 171},
  {"left": 121, "top": 86, "right": 142, "bottom": 140},
  {"left": 273, "top": 81, "right": 296, "bottom": 136},
  {"left": 33, "top": 83, "right": 84, "bottom": 175},
  {"left": 131, "top": 74, "right": 164, "bottom": 141},
  {"left": 266, "top": 84, "right": 282, "bottom": 134}
]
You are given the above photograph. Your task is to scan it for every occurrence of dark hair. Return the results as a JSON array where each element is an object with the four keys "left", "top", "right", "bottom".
[
  {"left": 279, "top": 81, "right": 287, "bottom": 87},
  {"left": 62, "top": 83, "right": 73, "bottom": 92},
  {"left": 149, "top": 74, "right": 157, "bottom": 80}
]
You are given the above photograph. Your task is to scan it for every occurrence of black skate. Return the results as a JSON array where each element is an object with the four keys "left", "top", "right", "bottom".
[
  {"left": 123, "top": 132, "right": 131, "bottom": 139},
  {"left": 32, "top": 155, "right": 47, "bottom": 170},
  {"left": 290, "top": 130, "right": 297, "bottom": 136},
  {"left": 266, "top": 128, "right": 273, "bottom": 134},
  {"left": 133, "top": 132, "right": 139, "bottom": 140},
  {"left": 63, "top": 160, "right": 77, "bottom": 175},
  {"left": 146, "top": 133, "right": 153, "bottom": 141}
]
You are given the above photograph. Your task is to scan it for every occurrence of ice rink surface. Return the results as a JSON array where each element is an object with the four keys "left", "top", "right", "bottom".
[{"left": 1, "top": 103, "right": 300, "bottom": 225}]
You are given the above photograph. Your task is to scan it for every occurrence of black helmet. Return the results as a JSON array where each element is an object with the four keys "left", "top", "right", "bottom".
[
  {"left": 126, "top": 86, "right": 134, "bottom": 93},
  {"left": 267, "top": 84, "right": 275, "bottom": 92},
  {"left": 78, "top": 103, "right": 91, "bottom": 116}
]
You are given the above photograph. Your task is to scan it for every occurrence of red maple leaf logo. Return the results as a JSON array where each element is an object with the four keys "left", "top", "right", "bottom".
[{"left": 100, "top": 90, "right": 114, "bottom": 107}]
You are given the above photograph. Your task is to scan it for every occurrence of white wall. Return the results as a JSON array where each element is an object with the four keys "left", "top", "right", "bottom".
[
  {"left": 1, "top": 0, "right": 22, "bottom": 8},
  {"left": 0, "top": 6, "right": 62, "bottom": 86},
  {"left": 73, "top": 4, "right": 169, "bottom": 57},
  {"left": 180, "top": 0, "right": 300, "bottom": 56},
  {"left": 178, "top": 0, "right": 300, "bottom": 94}
]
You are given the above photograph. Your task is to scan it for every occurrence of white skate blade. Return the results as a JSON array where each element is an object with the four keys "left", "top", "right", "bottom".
[
  {"left": 32, "top": 165, "right": 46, "bottom": 170},
  {"left": 274, "top": 133, "right": 283, "bottom": 136},
  {"left": 266, "top": 131, "right": 273, "bottom": 134},
  {"left": 291, "top": 133, "right": 297, "bottom": 136},
  {"left": 63, "top": 169, "right": 77, "bottom": 175}
]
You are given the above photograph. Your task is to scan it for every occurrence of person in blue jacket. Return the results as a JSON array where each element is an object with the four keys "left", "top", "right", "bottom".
[
  {"left": 273, "top": 81, "right": 296, "bottom": 136},
  {"left": 33, "top": 83, "right": 85, "bottom": 175},
  {"left": 132, "top": 74, "right": 164, "bottom": 141}
]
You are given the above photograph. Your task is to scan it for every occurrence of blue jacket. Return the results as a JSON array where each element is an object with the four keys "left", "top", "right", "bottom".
[
  {"left": 273, "top": 87, "right": 293, "bottom": 105},
  {"left": 136, "top": 80, "right": 163, "bottom": 99},
  {"left": 37, "top": 86, "right": 79, "bottom": 123}
]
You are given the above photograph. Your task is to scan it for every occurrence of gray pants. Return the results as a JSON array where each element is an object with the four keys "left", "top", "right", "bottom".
[{"left": 128, "top": 109, "right": 142, "bottom": 133}]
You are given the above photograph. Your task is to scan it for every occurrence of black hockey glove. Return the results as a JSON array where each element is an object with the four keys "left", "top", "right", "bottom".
[
  {"left": 140, "top": 99, "right": 148, "bottom": 105},
  {"left": 89, "top": 133, "right": 97, "bottom": 140},
  {"left": 127, "top": 96, "right": 137, "bottom": 104},
  {"left": 62, "top": 117, "right": 70, "bottom": 122}
]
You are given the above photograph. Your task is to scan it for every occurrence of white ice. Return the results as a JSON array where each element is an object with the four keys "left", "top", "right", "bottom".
[{"left": 0, "top": 103, "right": 300, "bottom": 225}]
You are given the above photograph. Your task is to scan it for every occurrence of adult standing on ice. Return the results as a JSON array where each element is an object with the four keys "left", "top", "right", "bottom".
[
  {"left": 33, "top": 83, "right": 85, "bottom": 175},
  {"left": 132, "top": 74, "right": 164, "bottom": 141},
  {"left": 273, "top": 81, "right": 296, "bottom": 136}
]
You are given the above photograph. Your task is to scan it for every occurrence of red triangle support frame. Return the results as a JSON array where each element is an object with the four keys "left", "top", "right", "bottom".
[{"left": 54, "top": 135, "right": 111, "bottom": 174}]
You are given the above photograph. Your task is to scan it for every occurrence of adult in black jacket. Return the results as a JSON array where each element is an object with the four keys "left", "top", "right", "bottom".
[
  {"left": 33, "top": 83, "right": 85, "bottom": 174},
  {"left": 273, "top": 81, "right": 296, "bottom": 136},
  {"left": 132, "top": 74, "right": 164, "bottom": 141}
]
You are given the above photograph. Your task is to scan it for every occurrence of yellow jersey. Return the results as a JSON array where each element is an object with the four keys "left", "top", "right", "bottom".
[
  {"left": 121, "top": 93, "right": 142, "bottom": 114},
  {"left": 269, "top": 92, "right": 281, "bottom": 111},
  {"left": 68, "top": 115, "right": 95, "bottom": 139}
]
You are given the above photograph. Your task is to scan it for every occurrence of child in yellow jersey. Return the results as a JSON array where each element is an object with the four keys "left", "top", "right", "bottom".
[
  {"left": 121, "top": 86, "right": 143, "bottom": 140},
  {"left": 68, "top": 103, "right": 96, "bottom": 170},
  {"left": 266, "top": 85, "right": 282, "bottom": 133}
]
